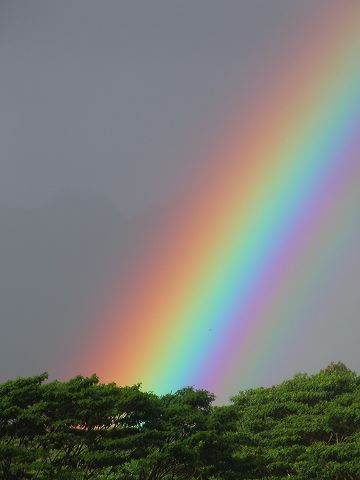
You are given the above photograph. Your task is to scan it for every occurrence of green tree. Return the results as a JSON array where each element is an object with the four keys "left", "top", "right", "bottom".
[
  {"left": 230, "top": 364, "right": 360, "bottom": 479},
  {"left": 118, "top": 387, "right": 217, "bottom": 480},
  {"left": 0, "top": 374, "right": 160, "bottom": 479},
  {"left": 1, "top": 364, "right": 359, "bottom": 479},
  {"left": 0, "top": 373, "right": 48, "bottom": 480}
]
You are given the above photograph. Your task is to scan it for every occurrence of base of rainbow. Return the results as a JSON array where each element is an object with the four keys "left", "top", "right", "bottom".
[{"left": 81, "top": 3, "right": 360, "bottom": 400}]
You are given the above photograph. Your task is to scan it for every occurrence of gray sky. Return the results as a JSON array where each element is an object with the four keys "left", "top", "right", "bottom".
[
  {"left": 1, "top": 1, "right": 359, "bottom": 392},
  {"left": 1, "top": 0, "right": 316, "bottom": 213}
]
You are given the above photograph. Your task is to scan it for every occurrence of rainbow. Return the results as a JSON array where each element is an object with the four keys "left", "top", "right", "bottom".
[{"left": 85, "top": 4, "right": 360, "bottom": 400}]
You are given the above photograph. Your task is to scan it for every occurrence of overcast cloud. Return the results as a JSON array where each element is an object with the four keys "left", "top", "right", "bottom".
[{"left": 0, "top": 1, "right": 359, "bottom": 389}]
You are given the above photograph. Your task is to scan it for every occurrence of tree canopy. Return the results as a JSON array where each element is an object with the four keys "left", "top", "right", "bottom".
[{"left": 0, "top": 364, "right": 359, "bottom": 479}]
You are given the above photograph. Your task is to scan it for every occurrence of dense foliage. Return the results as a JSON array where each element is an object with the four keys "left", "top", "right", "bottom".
[{"left": 0, "top": 362, "right": 359, "bottom": 479}]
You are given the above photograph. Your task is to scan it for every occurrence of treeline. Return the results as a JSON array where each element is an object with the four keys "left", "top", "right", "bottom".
[{"left": 0, "top": 362, "right": 359, "bottom": 479}]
